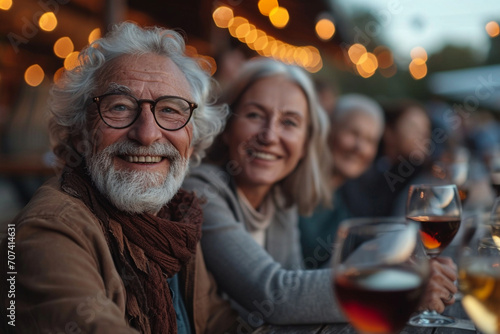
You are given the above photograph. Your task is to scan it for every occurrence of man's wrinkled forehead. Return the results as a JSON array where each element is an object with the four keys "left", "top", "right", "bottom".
[{"left": 95, "top": 54, "right": 192, "bottom": 98}]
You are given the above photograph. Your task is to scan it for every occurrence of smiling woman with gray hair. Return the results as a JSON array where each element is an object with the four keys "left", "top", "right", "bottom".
[{"left": 182, "top": 57, "right": 344, "bottom": 327}]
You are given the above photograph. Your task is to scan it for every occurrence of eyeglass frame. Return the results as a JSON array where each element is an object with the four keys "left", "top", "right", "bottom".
[{"left": 92, "top": 92, "right": 198, "bottom": 131}]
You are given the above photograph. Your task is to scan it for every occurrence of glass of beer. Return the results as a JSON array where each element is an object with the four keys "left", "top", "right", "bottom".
[
  {"left": 458, "top": 214, "right": 500, "bottom": 334},
  {"left": 331, "top": 217, "right": 430, "bottom": 334},
  {"left": 406, "top": 184, "right": 462, "bottom": 326}
]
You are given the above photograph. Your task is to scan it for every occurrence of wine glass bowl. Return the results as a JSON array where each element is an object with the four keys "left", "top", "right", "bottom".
[
  {"left": 458, "top": 215, "right": 500, "bottom": 334},
  {"left": 406, "top": 184, "right": 462, "bottom": 327},
  {"left": 331, "top": 217, "right": 430, "bottom": 334},
  {"left": 406, "top": 184, "right": 462, "bottom": 258}
]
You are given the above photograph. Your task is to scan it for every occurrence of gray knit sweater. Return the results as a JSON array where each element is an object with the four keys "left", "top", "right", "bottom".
[{"left": 182, "top": 163, "right": 345, "bottom": 325}]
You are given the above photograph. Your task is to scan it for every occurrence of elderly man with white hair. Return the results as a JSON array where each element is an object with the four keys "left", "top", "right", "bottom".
[{"left": 0, "top": 22, "right": 238, "bottom": 334}]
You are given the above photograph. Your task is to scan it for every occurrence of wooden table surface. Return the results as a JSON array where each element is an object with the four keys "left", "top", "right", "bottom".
[{"left": 252, "top": 300, "right": 477, "bottom": 333}]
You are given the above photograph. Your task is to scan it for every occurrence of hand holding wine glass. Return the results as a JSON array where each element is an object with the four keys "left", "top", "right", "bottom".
[
  {"left": 406, "top": 184, "right": 462, "bottom": 326},
  {"left": 331, "top": 217, "right": 430, "bottom": 334}
]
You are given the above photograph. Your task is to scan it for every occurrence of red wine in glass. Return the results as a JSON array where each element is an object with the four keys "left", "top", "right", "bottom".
[
  {"left": 407, "top": 215, "right": 461, "bottom": 257},
  {"left": 334, "top": 267, "right": 427, "bottom": 334}
]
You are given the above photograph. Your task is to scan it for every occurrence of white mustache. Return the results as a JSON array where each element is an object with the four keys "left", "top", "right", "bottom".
[{"left": 102, "top": 141, "right": 181, "bottom": 160}]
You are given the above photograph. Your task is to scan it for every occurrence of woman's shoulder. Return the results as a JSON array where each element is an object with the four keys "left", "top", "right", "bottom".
[{"left": 184, "top": 162, "right": 234, "bottom": 192}]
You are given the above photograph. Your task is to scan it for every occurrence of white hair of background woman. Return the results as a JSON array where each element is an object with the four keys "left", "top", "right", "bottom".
[{"left": 333, "top": 94, "right": 385, "bottom": 136}]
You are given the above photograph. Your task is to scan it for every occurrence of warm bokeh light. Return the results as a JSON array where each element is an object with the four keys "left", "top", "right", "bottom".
[
  {"left": 235, "top": 22, "right": 251, "bottom": 41},
  {"left": 409, "top": 58, "right": 427, "bottom": 80},
  {"left": 374, "top": 46, "right": 393, "bottom": 69},
  {"left": 315, "top": 18, "right": 335, "bottom": 41},
  {"left": 293, "top": 47, "right": 308, "bottom": 66},
  {"left": 88, "top": 28, "right": 101, "bottom": 44},
  {"left": 260, "top": 36, "right": 276, "bottom": 57},
  {"left": 185, "top": 45, "right": 198, "bottom": 57},
  {"left": 0, "top": 0, "right": 12, "bottom": 10},
  {"left": 53, "top": 37, "right": 74, "bottom": 59},
  {"left": 348, "top": 44, "right": 367, "bottom": 64},
  {"left": 53, "top": 67, "right": 65, "bottom": 84},
  {"left": 258, "top": 0, "right": 279, "bottom": 16},
  {"left": 269, "top": 6, "right": 289, "bottom": 28},
  {"left": 410, "top": 46, "right": 428, "bottom": 62},
  {"left": 270, "top": 40, "right": 282, "bottom": 58},
  {"left": 25, "top": 64, "right": 45, "bottom": 87},
  {"left": 380, "top": 63, "right": 397, "bottom": 78},
  {"left": 39, "top": 12, "right": 58, "bottom": 32},
  {"left": 253, "top": 32, "right": 269, "bottom": 52},
  {"left": 64, "top": 51, "right": 80, "bottom": 70},
  {"left": 213, "top": 6, "right": 234, "bottom": 28},
  {"left": 198, "top": 55, "right": 217, "bottom": 76},
  {"left": 228, "top": 16, "right": 249, "bottom": 38},
  {"left": 244, "top": 25, "right": 258, "bottom": 44},
  {"left": 486, "top": 21, "right": 500, "bottom": 37},
  {"left": 356, "top": 65, "right": 374, "bottom": 78},
  {"left": 306, "top": 46, "right": 322, "bottom": 68},
  {"left": 284, "top": 46, "right": 295, "bottom": 64},
  {"left": 307, "top": 57, "right": 323, "bottom": 73},
  {"left": 359, "top": 52, "right": 378, "bottom": 72},
  {"left": 218, "top": 11, "right": 322, "bottom": 72},
  {"left": 355, "top": 52, "right": 378, "bottom": 78}
]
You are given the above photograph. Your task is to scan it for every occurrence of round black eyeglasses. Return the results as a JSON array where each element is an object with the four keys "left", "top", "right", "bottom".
[{"left": 93, "top": 92, "right": 197, "bottom": 131}]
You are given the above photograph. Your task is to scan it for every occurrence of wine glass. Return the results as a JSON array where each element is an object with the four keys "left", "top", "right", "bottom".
[
  {"left": 331, "top": 217, "right": 430, "bottom": 334},
  {"left": 457, "top": 214, "right": 500, "bottom": 334},
  {"left": 406, "top": 184, "right": 462, "bottom": 326}
]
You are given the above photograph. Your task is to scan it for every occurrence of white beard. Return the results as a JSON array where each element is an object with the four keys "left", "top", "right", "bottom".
[{"left": 86, "top": 141, "right": 189, "bottom": 214}]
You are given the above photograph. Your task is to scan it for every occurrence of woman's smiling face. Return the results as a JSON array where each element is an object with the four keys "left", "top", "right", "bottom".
[{"left": 224, "top": 75, "right": 309, "bottom": 196}]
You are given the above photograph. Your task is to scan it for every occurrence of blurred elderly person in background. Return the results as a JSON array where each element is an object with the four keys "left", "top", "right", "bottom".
[
  {"left": 340, "top": 98, "right": 459, "bottom": 311},
  {"left": 343, "top": 98, "right": 434, "bottom": 217},
  {"left": 299, "top": 94, "right": 385, "bottom": 269},
  {"left": 0, "top": 22, "right": 238, "bottom": 334}
]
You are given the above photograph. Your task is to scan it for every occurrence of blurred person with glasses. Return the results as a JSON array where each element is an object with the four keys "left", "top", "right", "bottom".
[{"left": 0, "top": 22, "right": 239, "bottom": 334}]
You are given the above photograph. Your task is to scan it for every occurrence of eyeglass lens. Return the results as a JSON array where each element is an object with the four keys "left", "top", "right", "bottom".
[{"left": 98, "top": 94, "right": 192, "bottom": 130}]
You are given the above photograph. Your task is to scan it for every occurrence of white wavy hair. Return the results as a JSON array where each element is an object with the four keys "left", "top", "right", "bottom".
[
  {"left": 332, "top": 93, "right": 385, "bottom": 137},
  {"left": 49, "top": 22, "right": 228, "bottom": 169}
]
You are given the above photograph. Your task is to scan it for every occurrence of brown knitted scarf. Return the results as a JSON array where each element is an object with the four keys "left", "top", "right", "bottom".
[{"left": 61, "top": 165, "right": 202, "bottom": 334}]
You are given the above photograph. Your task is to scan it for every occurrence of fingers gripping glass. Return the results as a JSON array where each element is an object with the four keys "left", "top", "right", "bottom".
[{"left": 93, "top": 93, "right": 197, "bottom": 131}]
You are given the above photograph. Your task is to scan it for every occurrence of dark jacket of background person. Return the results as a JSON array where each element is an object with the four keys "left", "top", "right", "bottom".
[{"left": 298, "top": 186, "right": 350, "bottom": 269}]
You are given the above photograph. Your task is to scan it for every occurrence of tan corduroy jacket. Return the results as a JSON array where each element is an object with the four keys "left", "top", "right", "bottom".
[{"left": 0, "top": 177, "right": 239, "bottom": 334}]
